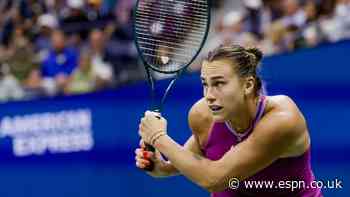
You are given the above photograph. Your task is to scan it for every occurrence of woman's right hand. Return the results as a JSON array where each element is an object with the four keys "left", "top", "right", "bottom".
[{"left": 135, "top": 139, "right": 165, "bottom": 177}]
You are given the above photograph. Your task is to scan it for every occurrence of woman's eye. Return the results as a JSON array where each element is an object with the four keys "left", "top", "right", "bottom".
[{"left": 214, "top": 82, "right": 225, "bottom": 87}]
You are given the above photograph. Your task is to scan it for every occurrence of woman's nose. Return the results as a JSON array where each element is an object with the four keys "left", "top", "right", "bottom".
[{"left": 205, "top": 87, "right": 216, "bottom": 103}]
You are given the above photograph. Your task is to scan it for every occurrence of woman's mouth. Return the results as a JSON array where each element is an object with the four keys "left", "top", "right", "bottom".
[{"left": 209, "top": 105, "right": 223, "bottom": 112}]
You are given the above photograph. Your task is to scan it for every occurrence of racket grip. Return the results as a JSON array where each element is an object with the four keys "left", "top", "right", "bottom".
[
  {"left": 143, "top": 143, "right": 155, "bottom": 171},
  {"left": 143, "top": 110, "right": 160, "bottom": 171}
]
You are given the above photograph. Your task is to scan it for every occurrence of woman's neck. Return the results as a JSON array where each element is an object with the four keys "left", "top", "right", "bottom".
[{"left": 228, "top": 95, "right": 260, "bottom": 133}]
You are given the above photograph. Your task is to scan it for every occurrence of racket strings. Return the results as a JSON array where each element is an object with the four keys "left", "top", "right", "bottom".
[
  {"left": 135, "top": 23, "right": 205, "bottom": 43},
  {"left": 137, "top": 4, "right": 208, "bottom": 22},
  {"left": 135, "top": 0, "right": 209, "bottom": 73},
  {"left": 138, "top": 41, "right": 198, "bottom": 54},
  {"left": 135, "top": 18, "right": 206, "bottom": 36}
]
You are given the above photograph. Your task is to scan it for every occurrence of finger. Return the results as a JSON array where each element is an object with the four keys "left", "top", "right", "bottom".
[
  {"left": 139, "top": 158, "right": 151, "bottom": 165},
  {"left": 135, "top": 149, "right": 153, "bottom": 159},
  {"left": 138, "top": 127, "right": 142, "bottom": 137},
  {"left": 145, "top": 110, "right": 161, "bottom": 116},
  {"left": 142, "top": 151, "right": 154, "bottom": 159},
  {"left": 144, "top": 111, "right": 155, "bottom": 120},
  {"left": 136, "top": 161, "right": 146, "bottom": 169},
  {"left": 145, "top": 110, "right": 152, "bottom": 116},
  {"left": 138, "top": 150, "right": 153, "bottom": 159},
  {"left": 141, "top": 118, "right": 149, "bottom": 127},
  {"left": 138, "top": 129, "right": 142, "bottom": 137},
  {"left": 139, "top": 139, "right": 145, "bottom": 148},
  {"left": 139, "top": 123, "right": 150, "bottom": 134},
  {"left": 139, "top": 123, "right": 148, "bottom": 136},
  {"left": 136, "top": 159, "right": 150, "bottom": 168},
  {"left": 135, "top": 155, "right": 150, "bottom": 164},
  {"left": 145, "top": 111, "right": 161, "bottom": 120},
  {"left": 153, "top": 111, "right": 161, "bottom": 119},
  {"left": 135, "top": 149, "right": 144, "bottom": 158},
  {"left": 141, "top": 122, "right": 152, "bottom": 131},
  {"left": 138, "top": 125, "right": 144, "bottom": 137},
  {"left": 135, "top": 148, "right": 142, "bottom": 156},
  {"left": 136, "top": 156, "right": 150, "bottom": 167}
]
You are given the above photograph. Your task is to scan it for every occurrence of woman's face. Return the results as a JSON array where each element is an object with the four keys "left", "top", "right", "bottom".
[{"left": 201, "top": 59, "right": 245, "bottom": 122}]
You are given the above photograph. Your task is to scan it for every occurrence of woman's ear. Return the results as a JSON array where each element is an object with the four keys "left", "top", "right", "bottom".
[{"left": 244, "top": 76, "right": 255, "bottom": 96}]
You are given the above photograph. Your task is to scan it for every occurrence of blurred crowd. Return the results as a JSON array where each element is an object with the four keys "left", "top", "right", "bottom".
[
  {"left": 0, "top": 0, "right": 143, "bottom": 102},
  {"left": 197, "top": 0, "right": 350, "bottom": 71},
  {"left": 0, "top": 0, "right": 349, "bottom": 102}
]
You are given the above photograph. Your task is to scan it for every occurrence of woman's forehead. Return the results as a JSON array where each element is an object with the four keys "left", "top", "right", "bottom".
[{"left": 201, "top": 60, "right": 235, "bottom": 79}]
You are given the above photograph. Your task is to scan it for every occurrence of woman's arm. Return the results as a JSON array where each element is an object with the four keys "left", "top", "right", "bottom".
[
  {"left": 137, "top": 99, "right": 208, "bottom": 178},
  {"left": 149, "top": 135, "right": 203, "bottom": 177}
]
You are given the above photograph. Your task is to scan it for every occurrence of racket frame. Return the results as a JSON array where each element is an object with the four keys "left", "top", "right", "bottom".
[{"left": 133, "top": 0, "right": 211, "bottom": 171}]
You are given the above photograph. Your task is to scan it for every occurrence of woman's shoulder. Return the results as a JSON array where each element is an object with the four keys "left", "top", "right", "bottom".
[
  {"left": 265, "top": 95, "right": 303, "bottom": 117},
  {"left": 188, "top": 98, "right": 213, "bottom": 135},
  {"left": 263, "top": 95, "right": 306, "bottom": 126},
  {"left": 263, "top": 95, "right": 310, "bottom": 157}
]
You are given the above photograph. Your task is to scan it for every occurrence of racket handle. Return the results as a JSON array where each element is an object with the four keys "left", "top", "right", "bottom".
[
  {"left": 143, "top": 143, "right": 155, "bottom": 171},
  {"left": 143, "top": 110, "right": 160, "bottom": 171}
]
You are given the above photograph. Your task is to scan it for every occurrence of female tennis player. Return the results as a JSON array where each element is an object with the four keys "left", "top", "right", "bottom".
[{"left": 135, "top": 44, "right": 322, "bottom": 196}]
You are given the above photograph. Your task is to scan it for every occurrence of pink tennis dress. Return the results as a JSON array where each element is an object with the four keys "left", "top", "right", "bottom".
[{"left": 203, "top": 96, "right": 322, "bottom": 197}]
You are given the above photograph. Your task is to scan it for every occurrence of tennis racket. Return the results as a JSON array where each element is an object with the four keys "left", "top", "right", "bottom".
[{"left": 133, "top": 0, "right": 210, "bottom": 171}]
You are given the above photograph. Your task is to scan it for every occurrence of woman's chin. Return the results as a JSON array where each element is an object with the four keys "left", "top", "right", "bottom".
[{"left": 211, "top": 113, "right": 226, "bottom": 122}]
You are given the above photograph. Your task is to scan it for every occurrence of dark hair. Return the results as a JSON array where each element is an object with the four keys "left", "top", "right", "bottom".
[{"left": 206, "top": 44, "right": 263, "bottom": 96}]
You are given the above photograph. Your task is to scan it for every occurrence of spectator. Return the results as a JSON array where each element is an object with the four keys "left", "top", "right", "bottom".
[
  {"left": 0, "top": 64, "right": 24, "bottom": 102},
  {"left": 243, "top": 0, "right": 264, "bottom": 38},
  {"left": 61, "top": 0, "right": 89, "bottom": 39},
  {"left": 279, "top": 0, "right": 307, "bottom": 28},
  {"left": 41, "top": 29, "right": 78, "bottom": 95},
  {"left": 2, "top": 25, "right": 39, "bottom": 84},
  {"left": 64, "top": 51, "right": 96, "bottom": 94},
  {"left": 205, "top": 11, "right": 247, "bottom": 53},
  {"left": 35, "top": 13, "right": 58, "bottom": 52},
  {"left": 88, "top": 29, "right": 114, "bottom": 88},
  {"left": 333, "top": 0, "right": 350, "bottom": 40}
]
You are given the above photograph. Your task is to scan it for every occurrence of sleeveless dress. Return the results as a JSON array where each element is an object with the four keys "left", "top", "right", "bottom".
[{"left": 202, "top": 96, "right": 322, "bottom": 197}]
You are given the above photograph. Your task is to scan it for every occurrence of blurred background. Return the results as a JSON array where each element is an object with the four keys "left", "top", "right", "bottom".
[{"left": 0, "top": 0, "right": 348, "bottom": 196}]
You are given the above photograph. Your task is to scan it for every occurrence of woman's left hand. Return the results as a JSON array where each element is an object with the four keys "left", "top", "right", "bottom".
[{"left": 139, "top": 111, "right": 167, "bottom": 145}]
